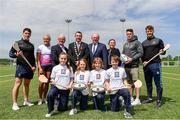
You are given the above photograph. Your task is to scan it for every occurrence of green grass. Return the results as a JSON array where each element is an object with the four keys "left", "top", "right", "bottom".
[{"left": 0, "top": 66, "right": 180, "bottom": 119}]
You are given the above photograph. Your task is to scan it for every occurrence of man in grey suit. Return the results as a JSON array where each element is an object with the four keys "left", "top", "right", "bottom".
[{"left": 88, "top": 33, "right": 108, "bottom": 70}]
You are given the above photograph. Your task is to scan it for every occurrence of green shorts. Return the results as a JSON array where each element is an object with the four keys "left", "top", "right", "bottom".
[{"left": 125, "top": 67, "right": 139, "bottom": 84}]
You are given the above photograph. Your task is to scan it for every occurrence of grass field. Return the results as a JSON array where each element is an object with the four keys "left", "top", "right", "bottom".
[{"left": 0, "top": 65, "right": 180, "bottom": 119}]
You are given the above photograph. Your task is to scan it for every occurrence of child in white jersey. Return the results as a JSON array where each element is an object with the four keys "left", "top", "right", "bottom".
[
  {"left": 37, "top": 34, "right": 53, "bottom": 105},
  {"left": 105, "top": 55, "right": 132, "bottom": 119},
  {"left": 45, "top": 52, "right": 73, "bottom": 117},
  {"left": 90, "top": 57, "right": 106, "bottom": 111},
  {"left": 69, "top": 58, "right": 90, "bottom": 115}
]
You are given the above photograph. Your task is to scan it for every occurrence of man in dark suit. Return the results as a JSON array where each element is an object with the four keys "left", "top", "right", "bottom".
[
  {"left": 88, "top": 33, "right": 108, "bottom": 70},
  {"left": 68, "top": 31, "right": 89, "bottom": 72},
  {"left": 51, "top": 34, "right": 68, "bottom": 66}
]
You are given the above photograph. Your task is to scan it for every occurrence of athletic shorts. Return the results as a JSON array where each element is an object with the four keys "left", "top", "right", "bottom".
[
  {"left": 125, "top": 67, "right": 139, "bottom": 84},
  {"left": 15, "top": 64, "right": 34, "bottom": 79},
  {"left": 41, "top": 64, "right": 53, "bottom": 72}
]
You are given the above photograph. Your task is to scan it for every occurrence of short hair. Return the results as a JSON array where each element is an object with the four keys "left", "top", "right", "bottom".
[
  {"left": 126, "top": 29, "right": 134, "bottom": 33},
  {"left": 111, "top": 55, "right": 120, "bottom": 63},
  {"left": 145, "top": 25, "right": 154, "bottom": 30},
  {"left": 92, "top": 57, "right": 103, "bottom": 69},
  {"left": 75, "top": 31, "right": 82, "bottom": 35},
  {"left": 23, "top": 28, "right": 31, "bottom": 33},
  {"left": 43, "top": 34, "right": 51, "bottom": 40},
  {"left": 108, "top": 39, "right": 116, "bottom": 44}
]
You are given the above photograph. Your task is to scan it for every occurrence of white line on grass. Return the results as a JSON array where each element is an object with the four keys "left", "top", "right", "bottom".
[{"left": 0, "top": 74, "right": 14, "bottom": 78}]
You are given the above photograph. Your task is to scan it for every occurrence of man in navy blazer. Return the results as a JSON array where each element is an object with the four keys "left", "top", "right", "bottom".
[
  {"left": 51, "top": 34, "right": 68, "bottom": 66},
  {"left": 88, "top": 33, "right": 108, "bottom": 70}
]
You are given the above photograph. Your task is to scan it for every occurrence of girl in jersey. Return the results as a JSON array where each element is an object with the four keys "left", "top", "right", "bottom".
[
  {"left": 37, "top": 34, "right": 53, "bottom": 105},
  {"left": 90, "top": 57, "right": 106, "bottom": 111},
  {"left": 45, "top": 52, "right": 73, "bottom": 117},
  {"left": 69, "top": 58, "right": 90, "bottom": 115}
]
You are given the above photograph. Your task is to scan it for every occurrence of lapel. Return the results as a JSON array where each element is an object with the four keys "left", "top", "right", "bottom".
[{"left": 93, "top": 43, "right": 100, "bottom": 56}]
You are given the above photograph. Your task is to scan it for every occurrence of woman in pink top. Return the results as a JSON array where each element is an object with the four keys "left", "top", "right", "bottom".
[{"left": 37, "top": 34, "right": 53, "bottom": 105}]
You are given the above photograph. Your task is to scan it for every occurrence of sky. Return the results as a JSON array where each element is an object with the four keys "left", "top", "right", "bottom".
[{"left": 0, "top": 0, "right": 180, "bottom": 58}]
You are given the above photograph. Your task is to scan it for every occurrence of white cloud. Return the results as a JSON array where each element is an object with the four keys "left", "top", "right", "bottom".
[{"left": 0, "top": 0, "right": 180, "bottom": 58}]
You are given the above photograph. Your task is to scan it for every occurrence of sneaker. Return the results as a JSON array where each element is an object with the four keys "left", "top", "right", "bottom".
[
  {"left": 69, "top": 108, "right": 77, "bottom": 115},
  {"left": 12, "top": 103, "right": 20, "bottom": 111},
  {"left": 38, "top": 99, "right": 43, "bottom": 105},
  {"left": 156, "top": 100, "right": 162, "bottom": 107},
  {"left": 131, "top": 98, "right": 141, "bottom": 106},
  {"left": 142, "top": 98, "right": 153, "bottom": 104},
  {"left": 23, "top": 101, "right": 34, "bottom": 106},
  {"left": 131, "top": 96, "right": 134, "bottom": 103},
  {"left": 43, "top": 99, "right": 48, "bottom": 104},
  {"left": 124, "top": 109, "right": 133, "bottom": 119},
  {"left": 45, "top": 111, "right": 54, "bottom": 117}
]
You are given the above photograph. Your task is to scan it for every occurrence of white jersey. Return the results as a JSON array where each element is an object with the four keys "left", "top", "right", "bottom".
[
  {"left": 74, "top": 70, "right": 90, "bottom": 95},
  {"left": 51, "top": 64, "right": 73, "bottom": 90},
  {"left": 90, "top": 69, "right": 106, "bottom": 87},
  {"left": 37, "top": 44, "right": 52, "bottom": 65},
  {"left": 105, "top": 67, "right": 126, "bottom": 89}
]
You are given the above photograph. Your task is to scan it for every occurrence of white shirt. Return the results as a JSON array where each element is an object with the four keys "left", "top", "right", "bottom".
[
  {"left": 74, "top": 70, "right": 90, "bottom": 95},
  {"left": 90, "top": 69, "right": 106, "bottom": 87},
  {"left": 51, "top": 64, "right": 73, "bottom": 90},
  {"left": 37, "top": 44, "right": 52, "bottom": 65},
  {"left": 105, "top": 67, "right": 126, "bottom": 89},
  {"left": 90, "top": 69, "right": 106, "bottom": 96}
]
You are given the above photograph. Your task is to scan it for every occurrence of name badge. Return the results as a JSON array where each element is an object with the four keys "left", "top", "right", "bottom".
[
  {"left": 61, "top": 69, "right": 66, "bottom": 74},
  {"left": 96, "top": 74, "right": 101, "bottom": 79},
  {"left": 114, "top": 72, "right": 119, "bottom": 78},
  {"left": 80, "top": 75, "right": 84, "bottom": 80}
]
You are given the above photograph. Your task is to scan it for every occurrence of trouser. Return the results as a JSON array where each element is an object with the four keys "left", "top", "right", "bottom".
[
  {"left": 110, "top": 88, "right": 131, "bottom": 112},
  {"left": 143, "top": 63, "right": 163, "bottom": 101},
  {"left": 47, "top": 85, "right": 70, "bottom": 113},
  {"left": 92, "top": 92, "right": 106, "bottom": 111},
  {"left": 71, "top": 90, "right": 88, "bottom": 110}
]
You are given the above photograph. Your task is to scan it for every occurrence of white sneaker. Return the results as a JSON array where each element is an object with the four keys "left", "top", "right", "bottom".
[
  {"left": 45, "top": 111, "right": 54, "bottom": 117},
  {"left": 43, "top": 99, "right": 48, "bottom": 104},
  {"left": 69, "top": 108, "right": 77, "bottom": 115},
  {"left": 23, "top": 101, "right": 34, "bottom": 106},
  {"left": 131, "top": 98, "right": 141, "bottom": 106},
  {"left": 12, "top": 103, "right": 20, "bottom": 111},
  {"left": 124, "top": 109, "right": 133, "bottom": 119},
  {"left": 131, "top": 96, "right": 134, "bottom": 103},
  {"left": 38, "top": 99, "right": 43, "bottom": 105}
]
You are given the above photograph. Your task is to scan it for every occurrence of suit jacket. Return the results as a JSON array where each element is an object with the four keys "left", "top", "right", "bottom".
[
  {"left": 107, "top": 48, "right": 121, "bottom": 68},
  {"left": 51, "top": 44, "right": 68, "bottom": 66},
  {"left": 68, "top": 42, "right": 89, "bottom": 72},
  {"left": 88, "top": 42, "right": 108, "bottom": 70}
]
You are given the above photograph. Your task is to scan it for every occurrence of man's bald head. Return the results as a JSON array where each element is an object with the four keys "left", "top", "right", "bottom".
[
  {"left": 57, "top": 34, "right": 66, "bottom": 45},
  {"left": 91, "top": 33, "right": 100, "bottom": 44}
]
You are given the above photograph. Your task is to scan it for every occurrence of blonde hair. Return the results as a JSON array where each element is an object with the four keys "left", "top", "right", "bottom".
[
  {"left": 76, "top": 58, "right": 89, "bottom": 75},
  {"left": 92, "top": 57, "right": 103, "bottom": 69}
]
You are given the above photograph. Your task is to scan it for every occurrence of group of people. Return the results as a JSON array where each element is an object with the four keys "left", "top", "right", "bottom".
[{"left": 9, "top": 25, "right": 166, "bottom": 119}]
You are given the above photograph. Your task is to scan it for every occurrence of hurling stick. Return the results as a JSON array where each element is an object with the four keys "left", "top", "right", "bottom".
[
  {"left": 12, "top": 42, "right": 33, "bottom": 69},
  {"left": 143, "top": 44, "right": 171, "bottom": 66}
]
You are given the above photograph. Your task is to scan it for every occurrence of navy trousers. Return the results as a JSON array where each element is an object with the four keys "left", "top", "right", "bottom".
[
  {"left": 47, "top": 85, "right": 70, "bottom": 113},
  {"left": 92, "top": 92, "right": 106, "bottom": 111},
  {"left": 71, "top": 90, "right": 88, "bottom": 110},
  {"left": 143, "top": 63, "right": 163, "bottom": 101},
  {"left": 110, "top": 88, "right": 131, "bottom": 112}
]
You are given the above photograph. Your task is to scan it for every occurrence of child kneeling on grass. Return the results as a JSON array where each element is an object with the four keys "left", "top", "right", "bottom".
[
  {"left": 45, "top": 52, "right": 73, "bottom": 117},
  {"left": 105, "top": 55, "right": 133, "bottom": 119},
  {"left": 69, "top": 59, "right": 90, "bottom": 115}
]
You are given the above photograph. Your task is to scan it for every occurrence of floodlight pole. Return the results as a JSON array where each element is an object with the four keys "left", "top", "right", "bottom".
[
  {"left": 120, "top": 18, "right": 126, "bottom": 50},
  {"left": 65, "top": 19, "right": 72, "bottom": 44}
]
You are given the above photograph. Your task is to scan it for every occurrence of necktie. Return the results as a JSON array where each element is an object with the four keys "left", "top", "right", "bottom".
[{"left": 92, "top": 44, "right": 96, "bottom": 54}]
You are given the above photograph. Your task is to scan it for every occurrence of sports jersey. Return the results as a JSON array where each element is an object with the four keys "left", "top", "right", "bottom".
[
  {"left": 90, "top": 69, "right": 106, "bottom": 87},
  {"left": 74, "top": 70, "right": 90, "bottom": 95},
  {"left": 37, "top": 44, "right": 52, "bottom": 65},
  {"left": 105, "top": 67, "right": 126, "bottom": 89},
  {"left": 51, "top": 64, "right": 73, "bottom": 90}
]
